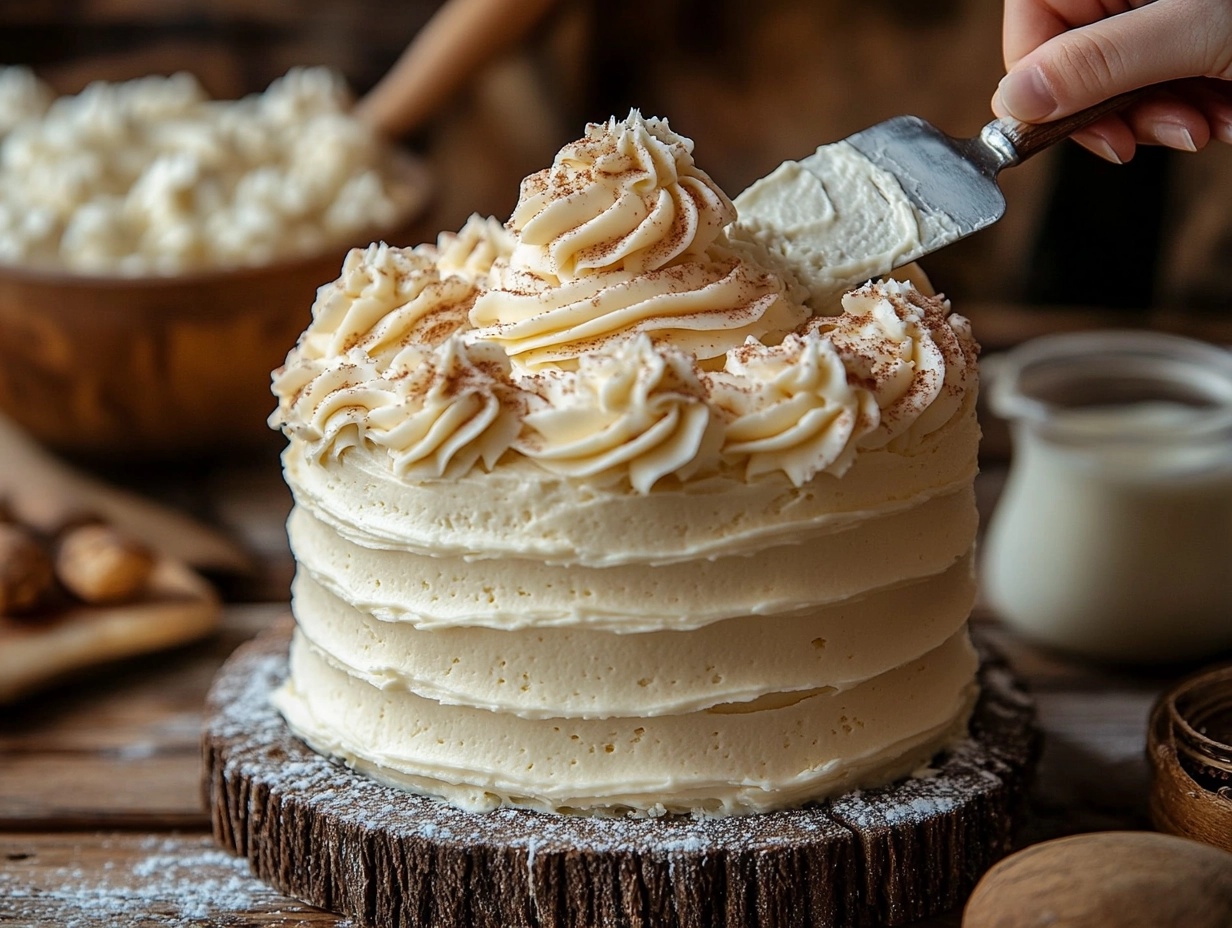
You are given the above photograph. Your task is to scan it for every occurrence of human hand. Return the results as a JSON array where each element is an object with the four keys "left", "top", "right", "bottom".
[{"left": 993, "top": 0, "right": 1232, "bottom": 162}]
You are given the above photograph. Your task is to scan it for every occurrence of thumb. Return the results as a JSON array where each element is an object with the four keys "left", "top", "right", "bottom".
[{"left": 993, "top": 0, "right": 1232, "bottom": 121}]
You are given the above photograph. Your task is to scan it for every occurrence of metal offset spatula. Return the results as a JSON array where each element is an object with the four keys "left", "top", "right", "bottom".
[{"left": 841, "top": 87, "right": 1149, "bottom": 268}]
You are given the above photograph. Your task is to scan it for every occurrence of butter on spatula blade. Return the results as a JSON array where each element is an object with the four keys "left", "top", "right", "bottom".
[
  {"left": 852, "top": 88, "right": 1148, "bottom": 265},
  {"left": 735, "top": 88, "right": 1147, "bottom": 305}
]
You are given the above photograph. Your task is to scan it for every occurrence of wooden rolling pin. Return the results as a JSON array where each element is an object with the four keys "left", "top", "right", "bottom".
[{"left": 355, "top": 0, "right": 561, "bottom": 139}]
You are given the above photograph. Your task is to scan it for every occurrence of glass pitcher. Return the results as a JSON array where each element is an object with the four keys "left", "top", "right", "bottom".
[{"left": 982, "top": 330, "right": 1232, "bottom": 664}]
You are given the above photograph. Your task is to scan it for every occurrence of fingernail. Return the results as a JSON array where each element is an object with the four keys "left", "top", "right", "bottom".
[
  {"left": 1215, "top": 120, "right": 1232, "bottom": 145},
  {"left": 1156, "top": 123, "right": 1198, "bottom": 152},
  {"left": 1088, "top": 137, "right": 1124, "bottom": 164},
  {"left": 996, "top": 67, "right": 1057, "bottom": 122}
]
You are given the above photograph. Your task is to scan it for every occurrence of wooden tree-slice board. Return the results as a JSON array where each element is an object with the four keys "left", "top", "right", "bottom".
[{"left": 204, "top": 623, "right": 1038, "bottom": 928}]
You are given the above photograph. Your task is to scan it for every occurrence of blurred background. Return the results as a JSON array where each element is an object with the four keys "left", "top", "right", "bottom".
[
  {"left": 3, "top": 0, "right": 1231, "bottom": 319},
  {"left": 3, "top": 5, "right": 1232, "bottom": 911}
]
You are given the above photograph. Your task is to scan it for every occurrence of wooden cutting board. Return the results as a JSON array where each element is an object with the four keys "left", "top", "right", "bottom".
[
  {"left": 0, "top": 414, "right": 234, "bottom": 702},
  {"left": 0, "top": 414, "right": 250, "bottom": 573}
]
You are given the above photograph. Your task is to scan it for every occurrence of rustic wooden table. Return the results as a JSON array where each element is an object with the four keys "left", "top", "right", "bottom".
[{"left": 0, "top": 449, "right": 1196, "bottom": 927}]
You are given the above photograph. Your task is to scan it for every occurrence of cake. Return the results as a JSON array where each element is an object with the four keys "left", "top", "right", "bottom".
[{"left": 268, "top": 110, "right": 981, "bottom": 818}]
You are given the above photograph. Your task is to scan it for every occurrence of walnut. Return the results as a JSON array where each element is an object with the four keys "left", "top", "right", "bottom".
[
  {"left": 0, "top": 523, "right": 55, "bottom": 615},
  {"left": 55, "top": 524, "right": 155, "bottom": 605}
]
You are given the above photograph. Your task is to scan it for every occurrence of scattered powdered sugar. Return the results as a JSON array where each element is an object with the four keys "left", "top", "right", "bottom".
[
  {"left": 830, "top": 783, "right": 963, "bottom": 830},
  {"left": 0, "top": 834, "right": 349, "bottom": 927},
  {"left": 648, "top": 835, "right": 710, "bottom": 853},
  {"left": 207, "top": 649, "right": 293, "bottom": 743}
]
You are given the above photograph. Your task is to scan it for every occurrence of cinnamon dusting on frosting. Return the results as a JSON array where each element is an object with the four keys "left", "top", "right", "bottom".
[{"left": 271, "top": 112, "right": 978, "bottom": 492}]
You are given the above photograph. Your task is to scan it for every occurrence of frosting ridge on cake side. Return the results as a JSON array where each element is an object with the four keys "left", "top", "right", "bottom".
[{"left": 270, "top": 110, "right": 982, "bottom": 817}]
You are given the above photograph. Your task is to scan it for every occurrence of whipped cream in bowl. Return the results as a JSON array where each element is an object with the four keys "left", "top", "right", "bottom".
[
  {"left": 0, "top": 66, "right": 426, "bottom": 277},
  {"left": 0, "top": 66, "right": 431, "bottom": 457}
]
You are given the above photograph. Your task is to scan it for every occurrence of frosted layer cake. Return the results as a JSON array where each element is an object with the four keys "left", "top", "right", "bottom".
[{"left": 268, "top": 110, "right": 982, "bottom": 818}]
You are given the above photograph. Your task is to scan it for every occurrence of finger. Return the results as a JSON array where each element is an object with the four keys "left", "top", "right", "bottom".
[
  {"left": 1179, "top": 77, "right": 1232, "bottom": 143},
  {"left": 1122, "top": 90, "right": 1211, "bottom": 149},
  {"left": 996, "top": 0, "right": 1232, "bottom": 122},
  {"left": 1070, "top": 113, "right": 1138, "bottom": 161},
  {"left": 1002, "top": 0, "right": 1137, "bottom": 69},
  {"left": 1002, "top": 0, "right": 1071, "bottom": 70}
]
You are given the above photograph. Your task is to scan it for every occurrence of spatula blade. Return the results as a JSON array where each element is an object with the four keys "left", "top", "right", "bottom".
[
  {"left": 845, "top": 115, "right": 1013, "bottom": 267},
  {"left": 735, "top": 92, "right": 1147, "bottom": 305}
]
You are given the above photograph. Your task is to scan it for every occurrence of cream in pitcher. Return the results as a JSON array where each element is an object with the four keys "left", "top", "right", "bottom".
[{"left": 983, "top": 331, "right": 1232, "bottom": 664}]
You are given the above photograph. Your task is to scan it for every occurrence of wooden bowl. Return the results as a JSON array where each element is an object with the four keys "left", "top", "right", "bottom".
[{"left": 0, "top": 162, "right": 432, "bottom": 459}]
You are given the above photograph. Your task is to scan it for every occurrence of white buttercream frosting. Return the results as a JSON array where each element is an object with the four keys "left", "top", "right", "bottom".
[
  {"left": 279, "top": 397, "right": 979, "bottom": 567},
  {"left": 285, "top": 486, "right": 979, "bottom": 631},
  {"left": 270, "top": 111, "right": 983, "bottom": 817},
  {"left": 274, "top": 628, "right": 978, "bottom": 816},
  {"left": 516, "top": 335, "right": 722, "bottom": 493},
  {"left": 731, "top": 139, "right": 961, "bottom": 310},
  {"left": 470, "top": 246, "right": 804, "bottom": 369},
  {"left": 286, "top": 551, "right": 977, "bottom": 718},
  {"left": 507, "top": 112, "right": 734, "bottom": 280},
  {"left": 468, "top": 110, "right": 808, "bottom": 369},
  {"left": 272, "top": 225, "right": 973, "bottom": 490},
  {"left": 434, "top": 213, "right": 514, "bottom": 284}
]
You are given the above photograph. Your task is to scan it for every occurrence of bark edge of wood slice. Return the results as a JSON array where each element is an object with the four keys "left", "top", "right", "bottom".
[{"left": 203, "top": 623, "right": 1038, "bottom": 928}]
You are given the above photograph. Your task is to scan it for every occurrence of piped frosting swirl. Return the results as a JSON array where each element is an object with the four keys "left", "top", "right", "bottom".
[
  {"left": 272, "top": 111, "right": 977, "bottom": 493},
  {"left": 507, "top": 112, "right": 734, "bottom": 280},
  {"left": 291, "top": 241, "right": 474, "bottom": 365},
  {"left": 517, "top": 334, "right": 721, "bottom": 493}
]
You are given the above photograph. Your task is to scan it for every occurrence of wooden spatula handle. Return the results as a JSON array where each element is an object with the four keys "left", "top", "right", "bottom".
[{"left": 992, "top": 86, "right": 1153, "bottom": 163}]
